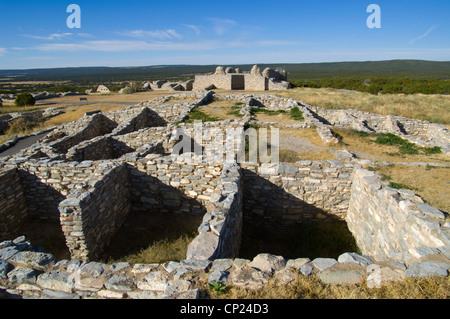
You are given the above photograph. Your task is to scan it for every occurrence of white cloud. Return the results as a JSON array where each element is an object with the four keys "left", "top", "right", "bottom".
[
  {"left": 122, "top": 29, "right": 181, "bottom": 40},
  {"left": 35, "top": 40, "right": 219, "bottom": 52},
  {"left": 0, "top": 48, "right": 7, "bottom": 56},
  {"left": 33, "top": 37, "right": 306, "bottom": 53},
  {"left": 25, "top": 33, "right": 73, "bottom": 40},
  {"left": 409, "top": 25, "right": 438, "bottom": 44},
  {"left": 207, "top": 18, "right": 237, "bottom": 36},
  {"left": 184, "top": 24, "right": 202, "bottom": 36}
]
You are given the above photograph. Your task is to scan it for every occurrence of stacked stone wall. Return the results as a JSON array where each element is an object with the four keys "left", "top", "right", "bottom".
[
  {"left": 347, "top": 167, "right": 450, "bottom": 262},
  {"left": 241, "top": 161, "right": 353, "bottom": 226},
  {"left": 126, "top": 157, "right": 223, "bottom": 216},
  {"left": 0, "top": 168, "right": 28, "bottom": 240},
  {"left": 187, "top": 163, "right": 243, "bottom": 260},
  {"left": 59, "top": 163, "right": 130, "bottom": 260}
]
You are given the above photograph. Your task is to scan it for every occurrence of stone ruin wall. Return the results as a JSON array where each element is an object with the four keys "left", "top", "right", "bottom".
[
  {"left": 0, "top": 168, "right": 28, "bottom": 239},
  {"left": 347, "top": 167, "right": 450, "bottom": 262},
  {"left": 308, "top": 105, "right": 450, "bottom": 152},
  {"left": 59, "top": 162, "right": 130, "bottom": 260},
  {"left": 193, "top": 65, "right": 290, "bottom": 91},
  {"left": 241, "top": 161, "right": 353, "bottom": 227},
  {"left": 0, "top": 90, "right": 449, "bottom": 299}
]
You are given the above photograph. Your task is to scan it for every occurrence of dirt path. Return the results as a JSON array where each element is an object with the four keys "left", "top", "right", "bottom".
[{"left": 0, "top": 132, "right": 49, "bottom": 158}]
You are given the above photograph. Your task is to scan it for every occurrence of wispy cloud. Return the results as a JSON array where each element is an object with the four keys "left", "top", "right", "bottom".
[
  {"left": 184, "top": 24, "right": 202, "bottom": 36},
  {"left": 121, "top": 29, "right": 181, "bottom": 40},
  {"left": 0, "top": 48, "right": 7, "bottom": 56},
  {"left": 207, "top": 18, "right": 237, "bottom": 36},
  {"left": 409, "top": 25, "right": 438, "bottom": 44},
  {"left": 33, "top": 38, "right": 304, "bottom": 53},
  {"left": 35, "top": 40, "right": 217, "bottom": 52},
  {"left": 24, "top": 33, "right": 73, "bottom": 40}
]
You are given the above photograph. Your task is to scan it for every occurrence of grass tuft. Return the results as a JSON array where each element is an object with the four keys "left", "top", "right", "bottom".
[
  {"left": 290, "top": 107, "right": 304, "bottom": 121},
  {"left": 182, "top": 108, "right": 220, "bottom": 123}
]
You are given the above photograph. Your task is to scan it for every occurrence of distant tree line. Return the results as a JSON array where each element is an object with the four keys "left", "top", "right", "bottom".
[{"left": 289, "top": 77, "right": 449, "bottom": 95}]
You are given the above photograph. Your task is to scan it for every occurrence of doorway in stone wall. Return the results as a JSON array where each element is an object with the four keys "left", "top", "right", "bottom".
[{"left": 231, "top": 75, "right": 245, "bottom": 90}]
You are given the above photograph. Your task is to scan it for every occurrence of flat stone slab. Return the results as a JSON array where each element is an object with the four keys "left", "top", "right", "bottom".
[
  {"left": 248, "top": 253, "right": 286, "bottom": 273},
  {"left": 208, "top": 270, "right": 229, "bottom": 284},
  {"left": 298, "top": 264, "right": 314, "bottom": 276},
  {"left": 366, "top": 267, "right": 405, "bottom": 288},
  {"left": 405, "top": 261, "right": 450, "bottom": 278},
  {"left": 137, "top": 271, "right": 170, "bottom": 291},
  {"left": 0, "top": 247, "right": 19, "bottom": 260},
  {"left": 104, "top": 275, "right": 136, "bottom": 292},
  {"left": 317, "top": 270, "right": 364, "bottom": 285},
  {"left": 311, "top": 258, "right": 337, "bottom": 271},
  {"left": 37, "top": 270, "right": 73, "bottom": 293},
  {"left": 0, "top": 260, "right": 10, "bottom": 279},
  {"left": 286, "top": 258, "right": 310, "bottom": 269},
  {"left": 8, "top": 251, "right": 55, "bottom": 270},
  {"left": 7, "top": 267, "right": 37, "bottom": 284},
  {"left": 79, "top": 262, "right": 106, "bottom": 278},
  {"left": 229, "top": 267, "right": 269, "bottom": 290},
  {"left": 338, "top": 253, "right": 374, "bottom": 266},
  {"left": 186, "top": 232, "right": 219, "bottom": 261}
]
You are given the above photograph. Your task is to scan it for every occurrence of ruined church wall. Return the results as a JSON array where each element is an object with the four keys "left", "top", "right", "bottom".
[{"left": 193, "top": 74, "right": 233, "bottom": 90}]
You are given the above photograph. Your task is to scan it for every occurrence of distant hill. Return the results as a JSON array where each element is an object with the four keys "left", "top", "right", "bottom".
[{"left": 0, "top": 60, "right": 449, "bottom": 83}]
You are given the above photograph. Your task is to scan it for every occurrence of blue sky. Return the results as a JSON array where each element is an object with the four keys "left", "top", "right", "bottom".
[{"left": 0, "top": 0, "right": 449, "bottom": 69}]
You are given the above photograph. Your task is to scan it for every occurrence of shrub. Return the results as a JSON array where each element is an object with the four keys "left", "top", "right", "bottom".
[
  {"left": 14, "top": 92, "right": 36, "bottom": 107},
  {"left": 182, "top": 108, "right": 220, "bottom": 123},
  {"left": 290, "top": 107, "right": 304, "bottom": 121}
]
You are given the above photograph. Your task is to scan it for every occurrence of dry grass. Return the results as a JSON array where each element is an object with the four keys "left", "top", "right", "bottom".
[
  {"left": 278, "top": 127, "right": 337, "bottom": 161},
  {"left": 373, "top": 165, "right": 450, "bottom": 213},
  {"left": 198, "top": 100, "right": 243, "bottom": 121},
  {"left": 255, "top": 112, "right": 300, "bottom": 125},
  {"left": 43, "top": 103, "right": 129, "bottom": 127},
  {"left": 116, "top": 233, "right": 197, "bottom": 265},
  {"left": 0, "top": 103, "right": 48, "bottom": 114},
  {"left": 100, "top": 214, "right": 201, "bottom": 265},
  {"left": 206, "top": 272, "right": 450, "bottom": 299},
  {"left": 36, "top": 91, "right": 177, "bottom": 106},
  {"left": 332, "top": 128, "right": 449, "bottom": 164},
  {"left": 278, "top": 88, "right": 450, "bottom": 126}
]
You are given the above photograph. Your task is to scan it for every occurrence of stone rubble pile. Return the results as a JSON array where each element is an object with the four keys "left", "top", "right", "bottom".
[{"left": 1, "top": 237, "right": 448, "bottom": 299}]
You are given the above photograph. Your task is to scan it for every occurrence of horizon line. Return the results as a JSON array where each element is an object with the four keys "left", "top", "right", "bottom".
[{"left": 0, "top": 58, "right": 449, "bottom": 72}]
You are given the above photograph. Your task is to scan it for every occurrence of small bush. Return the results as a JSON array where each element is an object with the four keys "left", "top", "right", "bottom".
[
  {"left": 290, "top": 107, "right": 304, "bottom": 121},
  {"left": 14, "top": 92, "right": 35, "bottom": 107},
  {"left": 423, "top": 146, "right": 442, "bottom": 155},
  {"left": 374, "top": 133, "right": 419, "bottom": 155}
]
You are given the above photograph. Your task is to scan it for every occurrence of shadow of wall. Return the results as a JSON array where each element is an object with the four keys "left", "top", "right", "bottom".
[
  {"left": 99, "top": 165, "right": 205, "bottom": 262},
  {"left": 240, "top": 169, "right": 358, "bottom": 259}
]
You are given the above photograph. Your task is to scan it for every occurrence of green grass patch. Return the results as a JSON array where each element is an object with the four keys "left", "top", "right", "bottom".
[
  {"left": 374, "top": 133, "right": 441, "bottom": 155},
  {"left": 380, "top": 173, "right": 417, "bottom": 191},
  {"left": 290, "top": 107, "right": 304, "bottom": 121},
  {"left": 250, "top": 107, "right": 287, "bottom": 116},
  {"left": 227, "top": 106, "right": 243, "bottom": 118},
  {"left": 182, "top": 107, "right": 220, "bottom": 123}
]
